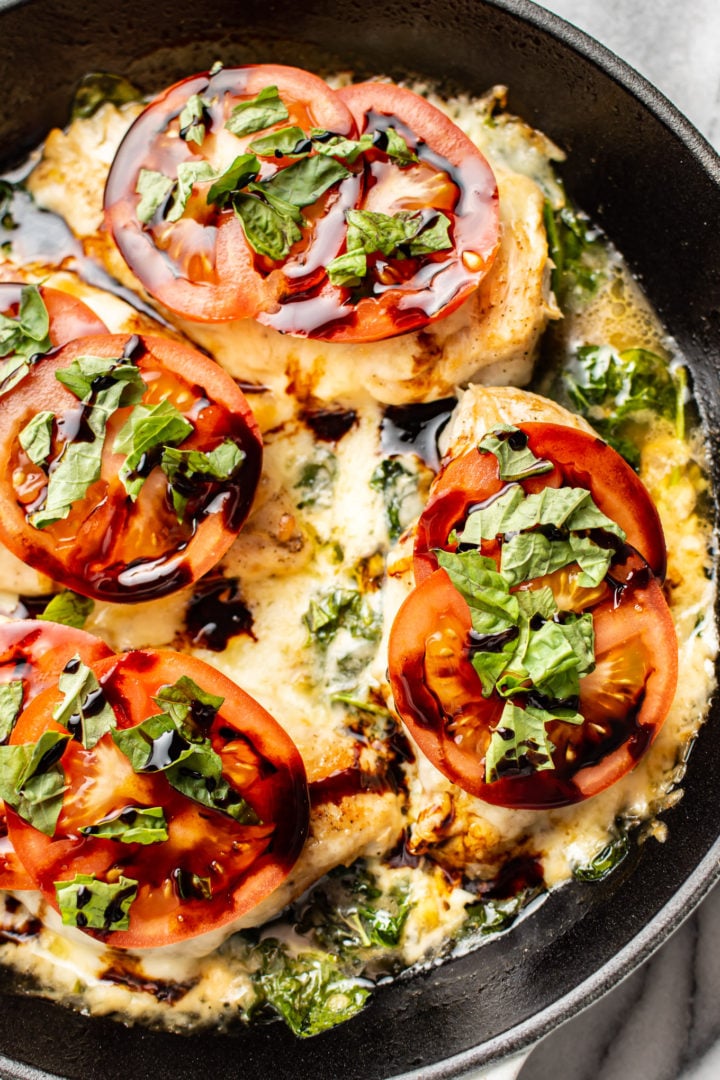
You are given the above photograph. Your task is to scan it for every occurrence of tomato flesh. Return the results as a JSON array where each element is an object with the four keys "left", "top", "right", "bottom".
[
  {"left": 0, "top": 333, "right": 263, "bottom": 602},
  {"left": 414, "top": 422, "right": 667, "bottom": 583},
  {"left": 0, "top": 620, "right": 112, "bottom": 889},
  {"left": 7, "top": 649, "right": 309, "bottom": 949},
  {"left": 0, "top": 283, "right": 108, "bottom": 350},
  {"left": 389, "top": 549, "right": 677, "bottom": 808}
]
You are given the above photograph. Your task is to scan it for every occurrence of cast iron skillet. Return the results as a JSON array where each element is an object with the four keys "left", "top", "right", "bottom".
[{"left": 0, "top": 0, "right": 719, "bottom": 1076}]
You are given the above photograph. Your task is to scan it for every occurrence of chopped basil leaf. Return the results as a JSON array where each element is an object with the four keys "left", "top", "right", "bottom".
[
  {"left": 112, "top": 698, "right": 260, "bottom": 826},
  {"left": 38, "top": 590, "right": 95, "bottom": 629},
  {"left": 136, "top": 168, "right": 175, "bottom": 224},
  {"left": 31, "top": 353, "right": 146, "bottom": 529},
  {"left": 0, "top": 285, "right": 52, "bottom": 394},
  {"left": 167, "top": 159, "right": 218, "bottom": 222},
  {"left": 249, "top": 125, "right": 309, "bottom": 157},
  {"left": 485, "top": 700, "right": 582, "bottom": 783},
  {"left": 496, "top": 612, "right": 595, "bottom": 701},
  {"left": 311, "top": 130, "right": 374, "bottom": 163},
  {"left": 294, "top": 448, "right": 338, "bottom": 509},
  {"left": 544, "top": 201, "right": 608, "bottom": 309},
  {"left": 54, "top": 353, "right": 145, "bottom": 410},
  {"left": 436, "top": 549, "right": 519, "bottom": 636},
  {"left": 206, "top": 153, "right": 261, "bottom": 209},
  {"left": 369, "top": 457, "right": 420, "bottom": 542},
  {"left": 0, "top": 681, "right": 24, "bottom": 743},
  {"left": 233, "top": 191, "right": 303, "bottom": 260},
  {"left": 80, "top": 806, "right": 168, "bottom": 845},
  {"left": 55, "top": 873, "right": 138, "bottom": 931},
  {"left": 113, "top": 399, "right": 193, "bottom": 499},
  {"left": 178, "top": 93, "right": 211, "bottom": 146},
  {"left": 153, "top": 675, "right": 223, "bottom": 738},
  {"left": 304, "top": 589, "right": 381, "bottom": 646},
  {"left": 327, "top": 208, "right": 451, "bottom": 285},
  {"left": 0, "top": 730, "right": 71, "bottom": 835},
  {"left": 18, "top": 410, "right": 54, "bottom": 466},
  {"left": 573, "top": 832, "right": 631, "bottom": 882},
  {"left": 326, "top": 250, "right": 367, "bottom": 287},
  {"left": 477, "top": 426, "right": 553, "bottom": 480},
  {"left": 381, "top": 126, "right": 418, "bottom": 165},
  {"left": 172, "top": 867, "right": 212, "bottom": 901},
  {"left": 225, "top": 85, "right": 289, "bottom": 137},
  {"left": 52, "top": 656, "right": 116, "bottom": 749},
  {"left": 260, "top": 154, "right": 350, "bottom": 209},
  {"left": 565, "top": 344, "right": 686, "bottom": 467},
  {"left": 252, "top": 939, "right": 370, "bottom": 1038},
  {"left": 71, "top": 72, "right": 141, "bottom": 121},
  {"left": 160, "top": 438, "right": 245, "bottom": 521},
  {"left": 28, "top": 439, "right": 104, "bottom": 530}
]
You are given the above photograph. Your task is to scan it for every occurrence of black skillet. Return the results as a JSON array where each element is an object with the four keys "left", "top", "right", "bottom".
[{"left": 0, "top": 0, "right": 718, "bottom": 1076}]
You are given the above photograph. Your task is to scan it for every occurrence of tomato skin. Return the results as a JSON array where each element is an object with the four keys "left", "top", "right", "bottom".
[
  {"left": 7, "top": 649, "right": 309, "bottom": 949},
  {"left": 0, "top": 332, "right": 263, "bottom": 603},
  {"left": 0, "top": 620, "right": 112, "bottom": 890},
  {"left": 104, "top": 65, "right": 358, "bottom": 324},
  {"left": 262, "top": 80, "right": 500, "bottom": 343},
  {"left": 388, "top": 550, "right": 678, "bottom": 809},
  {"left": 0, "top": 283, "right": 108, "bottom": 348},
  {"left": 414, "top": 422, "right": 667, "bottom": 583}
]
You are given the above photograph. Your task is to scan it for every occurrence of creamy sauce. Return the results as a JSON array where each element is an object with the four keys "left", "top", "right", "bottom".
[{"left": 0, "top": 73, "right": 714, "bottom": 1035}]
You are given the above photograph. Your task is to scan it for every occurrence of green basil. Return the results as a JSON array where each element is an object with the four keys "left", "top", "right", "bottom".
[
  {"left": 79, "top": 806, "right": 168, "bottom": 845},
  {"left": 304, "top": 589, "right": 381, "bottom": 646},
  {"left": 477, "top": 426, "right": 553, "bottom": 481},
  {"left": 52, "top": 656, "right": 116, "bottom": 749},
  {"left": 249, "top": 125, "right": 309, "bottom": 157},
  {"left": 178, "top": 93, "right": 211, "bottom": 146},
  {"left": 0, "top": 285, "right": 52, "bottom": 396},
  {"left": 327, "top": 208, "right": 451, "bottom": 285},
  {"left": 0, "top": 681, "right": 24, "bottom": 743},
  {"left": 167, "top": 160, "right": 218, "bottom": 223},
  {"left": 160, "top": 438, "right": 245, "bottom": 521},
  {"left": 30, "top": 353, "right": 146, "bottom": 529},
  {"left": 153, "top": 675, "right": 223, "bottom": 737},
  {"left": 55, "top": 873, "right": 138, "bottom": 931},
  {"left": 71, "top": 72, "right": 141, "bottom": 121},
  {"left": 369, "top": 458, "right": 420, "bottom": 543},
  {"left": 136, "top": 168, "right": 175, "bottom": 224},
  {"left": 233, "top": 191, "right": 303, "bottom": 260},
  {"left": 544, "top": 201, "right": 608, "bottom": 309},
  {"left": 0, "top": 730, "right": 71, "bottom": 835},
  {"left": 113, "top": 399, "right": 193, "bottom": 499},
  {"left": 311, "top": 131, "right": 374, "bottom": 164},
  {"left": 165, "top": 745, "right": 260, "bottom": 824},
  {"left": 18, "top": 410, "right": 54, "bottom": 466},
  {"left": 294, "top": 448, "right": 338, "bottom": 509},
  {"left": 224, "top": 85, "right": 289, "bottom": 137},
  {"left": 260, "top": 154, "right": 350, "bottom": 208},
  {"left": 484, "top": 701, "right": 583, "bottom": 783},
  {"left": 206, "top": 153, "right": 261, "bottom": 209},
  {"left": 252, "top": 938, "right": 371, "bottom": 1038},
  {"left": 38, "top": 590, "right": 95, "bottom": 629},
  {"left": 573, "top": 832, "right": 631, "bottom": 882},
  {"left": 326, "top": 250, "right": 367, "bottom": 287}
]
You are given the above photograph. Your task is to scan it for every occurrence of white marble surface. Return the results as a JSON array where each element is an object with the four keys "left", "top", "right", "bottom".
[{"left": 469, "top": 4, "right": 720, "bottom": 1080}]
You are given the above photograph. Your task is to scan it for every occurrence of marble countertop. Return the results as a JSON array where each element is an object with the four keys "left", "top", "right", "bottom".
[{"left": 468, "top": 4, "right": 720, "bottom": 1080}]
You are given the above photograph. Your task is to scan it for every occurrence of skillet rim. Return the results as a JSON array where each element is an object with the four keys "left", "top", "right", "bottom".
[{"left": 0, "top": 0, "right": 718, "bottom": 1077}]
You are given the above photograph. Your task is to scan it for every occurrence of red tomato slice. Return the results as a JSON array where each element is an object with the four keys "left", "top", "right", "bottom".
[
  {"left": 0, "top": 283, "right": 108, "bottom": 354},
  {"left": 0, "top": 332, "right": 262, "bottom": 602},
  {"left": 414, "top": 422, "right": 667, "bottom": 583},
  {"left": 388, "top": 552, "right": 677, "bottom": 809},
  {"left": 7, "top": 649, "right": 309, "bottom": 948},
  {"left": 261, "top": 81, "right": 500, "bottom": 342},
  {"left": 0, "top": 620, "right": 111, "bottom": 889},
  {"left": 104, "top": 65, "right": 358, "bottom": 323}
]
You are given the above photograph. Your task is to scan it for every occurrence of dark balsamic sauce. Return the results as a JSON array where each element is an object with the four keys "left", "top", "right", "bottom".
[
  {"left": 380, "top": 397, "right": 457, "bottom": 471},
  {"left": 301, "top": 406, "right": 357, "bottom": 443},
  {"left": 11, "top": 594, "right": 56, "bottom": 619},
  {"left": 99, "top": 961, "right": 197, "bottom": 1005},
  {"left": 183, "top": 575, "right": 255, "bottom": 652}
]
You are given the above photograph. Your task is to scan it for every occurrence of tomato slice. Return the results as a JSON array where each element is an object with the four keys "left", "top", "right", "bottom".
[
  {"left": 388, "top": 551, "right": 677, "bottom": 809},
  {"left": 104, "top": 64, "right": 358, "bottom": 323},
  {"left": 414, "top": 422, "right": 667, "bottom": 583},
  {"left": 0, "top": 283, "right": 108, "bottom": 355},
  {"left": 7, "top": 649, "right": 309, "bottom": 948},
  {"left": 0, "top": 620, "right": 111, "bottom": 889},
  {"left": 285, "top": 81, "right": 497, "bottom": 343},
  {"left": 0, "top": 332, "right": 262, "bottom": 602}
]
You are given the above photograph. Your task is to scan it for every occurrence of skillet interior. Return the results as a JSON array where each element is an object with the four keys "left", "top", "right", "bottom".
[{"left": 0, "top": 0, "right": 719, "bottom": 1076}]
